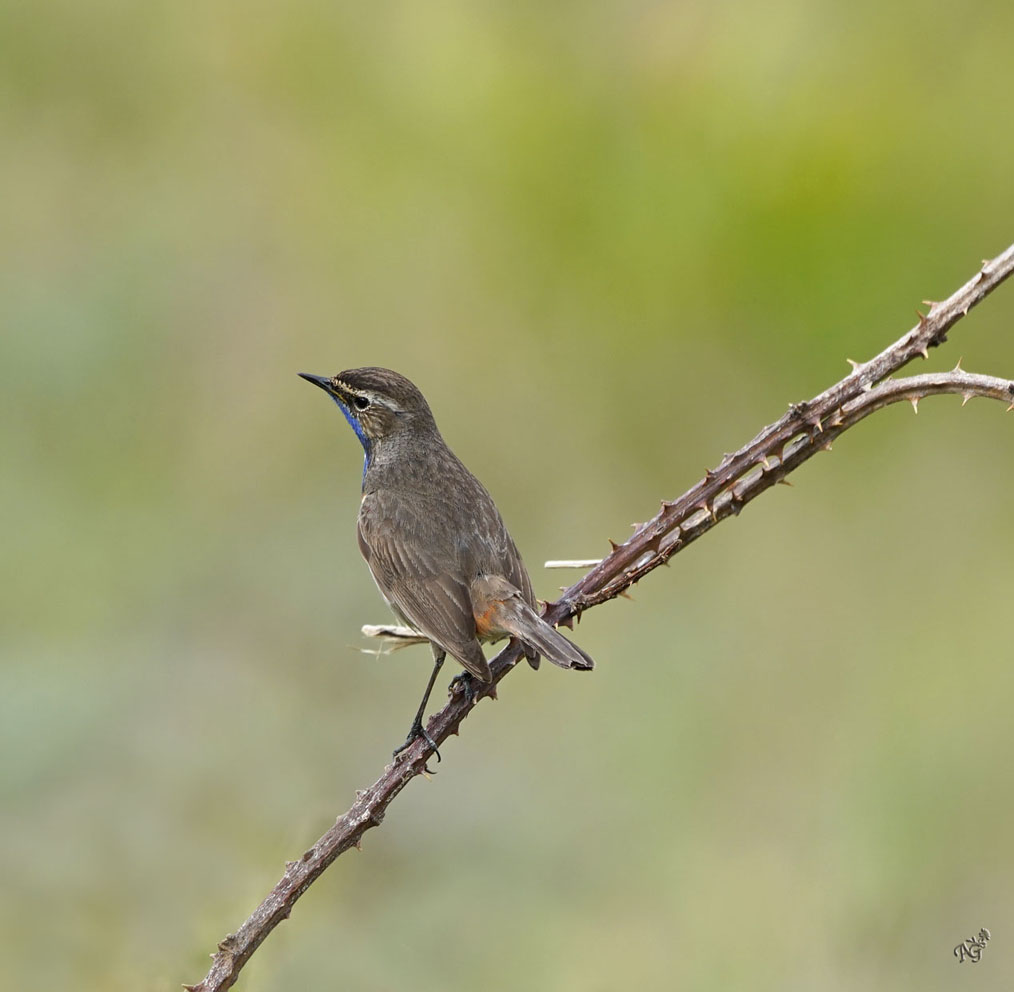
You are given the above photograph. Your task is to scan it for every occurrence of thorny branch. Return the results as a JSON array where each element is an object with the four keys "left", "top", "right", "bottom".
[{"left": 187, "top": 243, "right": 1014, "bottom": 992}]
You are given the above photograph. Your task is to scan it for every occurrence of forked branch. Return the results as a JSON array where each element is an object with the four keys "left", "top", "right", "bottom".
[{"left": 186, "top": 243, "right": 1014, "bottom": 992}]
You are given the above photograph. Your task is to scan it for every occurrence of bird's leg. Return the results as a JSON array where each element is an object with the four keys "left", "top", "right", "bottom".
[
  {"left": 393, "top": 650, "right": 444, "bottom": 762},
  {"left": 449, "top": 671, "right": 475, "bottom": 705}
]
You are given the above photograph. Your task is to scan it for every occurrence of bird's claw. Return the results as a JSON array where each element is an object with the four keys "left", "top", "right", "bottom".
[
  {"left": 392, "top": 719, "right": 441, "bottom": 764},
  {"left": 449, "top": 671, "right": 475, "bottom": 704}
]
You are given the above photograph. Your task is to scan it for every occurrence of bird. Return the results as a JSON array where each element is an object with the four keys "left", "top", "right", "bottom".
[{"left": 299, "top": 366, "right": 594, "bottom": 759}]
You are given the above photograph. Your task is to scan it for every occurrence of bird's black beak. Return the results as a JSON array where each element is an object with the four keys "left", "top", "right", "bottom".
[{"left": 299, "top": 373, "right": 335, "bottom": 393}]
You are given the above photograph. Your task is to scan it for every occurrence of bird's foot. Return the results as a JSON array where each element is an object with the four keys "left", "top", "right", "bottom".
[
  {"left": 392, "top": 719, "right": 441, "bottom": 764},
  {"left": 449, "top": 671, "right": 476, "bottom": 704}
]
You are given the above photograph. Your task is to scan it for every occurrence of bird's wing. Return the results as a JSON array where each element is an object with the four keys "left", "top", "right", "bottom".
[
  {"left": 465, "top": 481, "right": 540, "bottom": 668},
  {"left": 357, "top": 494, "right": 491, "bottom": 681}
]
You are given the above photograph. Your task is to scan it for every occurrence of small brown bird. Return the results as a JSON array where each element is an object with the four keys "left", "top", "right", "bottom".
[{"left": 300, "top": 367, "right": 594, "bottom": 758}]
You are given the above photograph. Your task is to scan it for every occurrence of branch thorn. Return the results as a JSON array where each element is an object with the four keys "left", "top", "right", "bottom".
[
  {"left": 696, "top": 500, "right": 717, "bottom": 522},
  {"left": 909, "top": 396, "right": 919, "bottom": 414}
]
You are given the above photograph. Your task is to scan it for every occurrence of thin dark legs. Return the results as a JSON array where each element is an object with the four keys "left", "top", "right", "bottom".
[{"left": 393, "top": 649, "right": 445, "bottom": 761}]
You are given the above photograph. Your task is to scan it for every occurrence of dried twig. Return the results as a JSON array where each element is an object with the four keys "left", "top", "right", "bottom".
[{"left": 186, "top": 243, "right": 1014, "bottom": 992}]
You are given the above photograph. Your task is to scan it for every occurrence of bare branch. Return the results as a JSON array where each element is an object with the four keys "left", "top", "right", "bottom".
[
  {"left": 555, "top": 246, "right": 1014, "bottom": 614},
  {"left": 186, "top": 243, "right": 1014, "bottom": 992}
]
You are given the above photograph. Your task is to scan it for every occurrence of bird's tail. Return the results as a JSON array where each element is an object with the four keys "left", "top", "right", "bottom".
[
  {"left": 472, "top": 575, "right": 594, "bottom": 672},
  {"left": 511, "top": 607, "right": 595, "bottom": 671}
]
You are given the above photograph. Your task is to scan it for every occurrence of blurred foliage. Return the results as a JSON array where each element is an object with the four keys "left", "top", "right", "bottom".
[{"left": 2, "top": 2, "right": 1013, "bottom": 990}]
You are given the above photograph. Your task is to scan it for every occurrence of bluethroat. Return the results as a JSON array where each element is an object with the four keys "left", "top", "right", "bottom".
[{"left": 300, "top": 367, "right": 594, "bottom": 759}]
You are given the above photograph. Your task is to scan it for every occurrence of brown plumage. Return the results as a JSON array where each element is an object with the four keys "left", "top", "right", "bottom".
[{"left": 300, "top": 366, "right": 594, "bottom": 756}]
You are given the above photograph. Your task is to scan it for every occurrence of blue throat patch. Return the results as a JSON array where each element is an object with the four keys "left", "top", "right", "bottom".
[{"left": 330, "top": 394, "right": 372, "bottom": 483}]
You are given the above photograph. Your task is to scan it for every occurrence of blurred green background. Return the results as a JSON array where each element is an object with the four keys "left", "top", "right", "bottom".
[{"left": 3, "top": 2, "right": 1013, "bottom": 989}]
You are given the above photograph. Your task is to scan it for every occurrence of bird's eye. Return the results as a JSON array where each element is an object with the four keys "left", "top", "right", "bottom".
[{"left": 353, "top": 395, "right": 370, "bottom": 410}]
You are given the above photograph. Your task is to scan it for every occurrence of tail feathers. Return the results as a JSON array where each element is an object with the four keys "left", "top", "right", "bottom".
[
  {"left": 471, "top": 574, "right": 594, "bottom": 672},
  {"left": 500, "top": 601, "right": 594, "bottom": 672}
]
